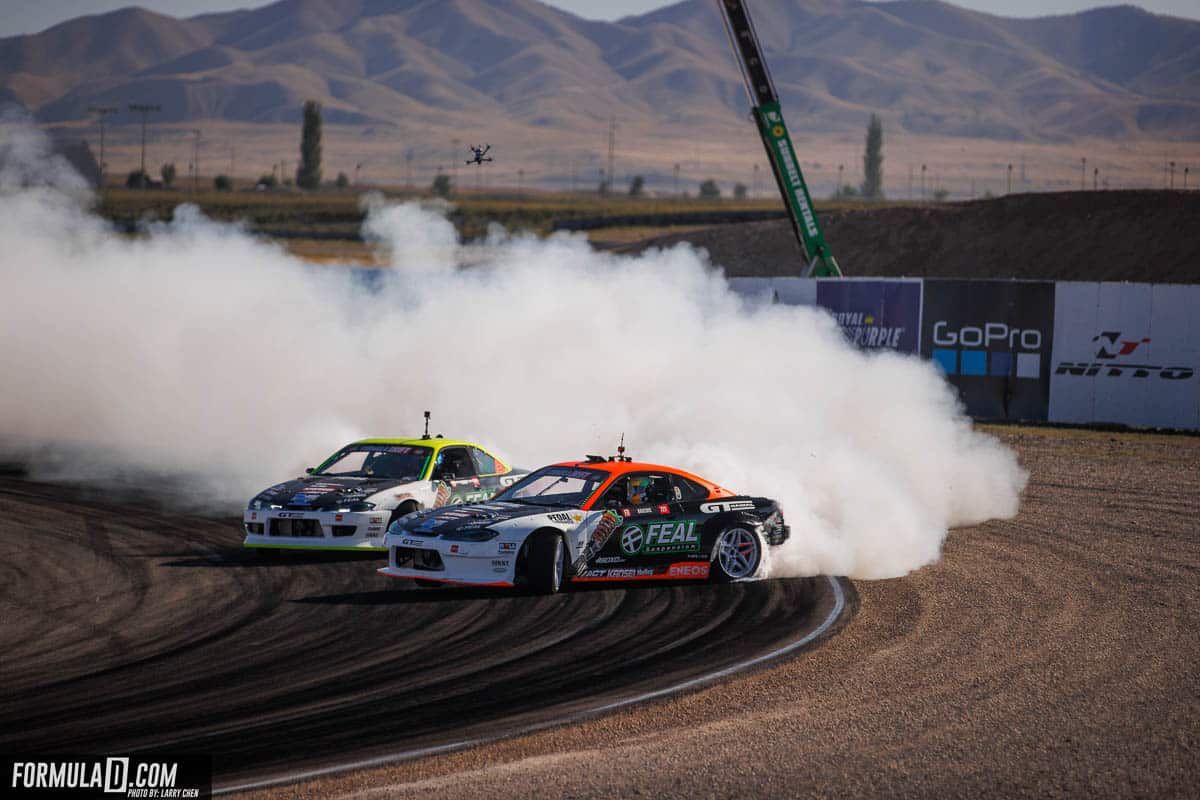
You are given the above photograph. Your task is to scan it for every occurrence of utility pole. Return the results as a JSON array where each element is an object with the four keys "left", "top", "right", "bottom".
[
  {"left": 1007, "top": 163, "right": 1012, "bottom": 195},
  {"left": 837, "top": 163, "right": 844, "bottom": 197},
  {"left": 1093, "top": 167, "right": 1098, "bottom": 191},
  {"left": 606, "top": 115, "right": 616, "bottom": 194},
  {"left": 1080, "top": 157, "right": 1086, "bottom": 190},
  {"left": 87, "top": 106, "right": 118, "bottom": 186},
  {"left": 1169, "top": 161, "right": 1176, "bottom": 189},
  {"left": 1185, "top": 166, "right": 1190, "bottom": 190},
  {"left": 451, "top": 138, "right": 460, "bottom": 192},
  {"left": 920, "top": 163, "right": 927, "bottom": 199},
  {"left": 128, "top": 103, "right": 161, "bottom": 186},
  {"left": 191, "top": 129, "right": 200, "bottom": 195}
]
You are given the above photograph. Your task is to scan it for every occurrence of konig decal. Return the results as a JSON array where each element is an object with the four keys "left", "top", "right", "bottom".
[
  {"left": 921, "top": 280, "right": 1055, "bottom": 421},
  {"left": 816, "top": 279, "right": 921, "bottom": 353}
]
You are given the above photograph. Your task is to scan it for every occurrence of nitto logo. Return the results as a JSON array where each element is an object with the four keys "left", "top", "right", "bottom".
[
  {"left": 931, "top": 321, "right": 1042, "bottom": 379},
  {"left": 1055, "top": 331, "right": 1194, "bottom": 380}
]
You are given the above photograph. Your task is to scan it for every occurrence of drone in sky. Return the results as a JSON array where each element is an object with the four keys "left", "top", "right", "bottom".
[{"left": 466, "top": 144, "right": 493, "bottom": 165}]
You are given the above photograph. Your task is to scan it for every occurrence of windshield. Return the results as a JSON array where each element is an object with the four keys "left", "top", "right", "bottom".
[
  {"left": 494, "top": 465, "right": 609, "bottom": 507},
  {"left": 314, "top": 444, "right": 432, "bottom": 481}
]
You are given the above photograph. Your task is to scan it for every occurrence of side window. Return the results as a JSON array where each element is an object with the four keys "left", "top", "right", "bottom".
[
  {"left": 470, "top": 447, "right": 498, "bottom": 475},
  {"left": 614, "top": 472, "right": 674, "bottom": 506},
  {"left": 433, "top": 447, "right": 477, "bottom": 480},
  {"left": 670, "top": 474, "right": 709, "bottom": 501}
]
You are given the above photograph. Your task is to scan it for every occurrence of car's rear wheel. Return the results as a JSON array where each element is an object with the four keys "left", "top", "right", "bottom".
[
  {"left": 713, "top": 525, "right": 762, "bottom": 582},
  {"left": 527, "top": 530, "right": 566, "bottom": 595}
]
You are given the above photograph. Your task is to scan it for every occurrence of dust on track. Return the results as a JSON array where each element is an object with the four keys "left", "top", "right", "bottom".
[
  {"left": 0, "top": 479, "right": 836, "bottom": 789},
  {"left": 258, "top": 427, "right": 1200, "bottom": 799}
]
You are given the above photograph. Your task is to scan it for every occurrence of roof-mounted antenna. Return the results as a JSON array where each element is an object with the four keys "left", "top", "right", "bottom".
[
  {"left": 422, "top": 411, "right": 431, "bottom": 440},
  {"left": 610, "top": 433, "right": 631, "bottom": 463}
]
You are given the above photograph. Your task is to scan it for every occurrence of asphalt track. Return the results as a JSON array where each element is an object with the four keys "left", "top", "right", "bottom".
[{"left": 0, "top": 476, "right": 851, "bottom": 791}]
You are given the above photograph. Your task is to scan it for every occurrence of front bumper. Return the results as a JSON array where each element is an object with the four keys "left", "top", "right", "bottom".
[
  {"left": 377, "top": 534, "right": 518, "bottom": 586},
  {"left": 242, "top": 508, "right": 390, "bottom": 551}
]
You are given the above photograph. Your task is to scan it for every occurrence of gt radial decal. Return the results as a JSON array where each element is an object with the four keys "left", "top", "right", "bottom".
[
  {"left": 619, "top": 521, "right": 702, "bottom": 555},
  {"left": 573, "top": 509, "right": 621, "bottom": 572}
]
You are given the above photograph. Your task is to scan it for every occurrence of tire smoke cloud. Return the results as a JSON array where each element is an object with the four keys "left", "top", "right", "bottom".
[{"left": 0, "top": 120, "right": 1025, "bottom": 579}]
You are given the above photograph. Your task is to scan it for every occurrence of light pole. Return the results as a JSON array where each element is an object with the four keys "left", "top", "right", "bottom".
[
  {"left": 1093, "top": 167, "right": 1098, "bottom": 191},
  {"left": 1169, "top": 161, "right": 1176, "bottom": 189},
  {"left": 451, "top": 138, "right": 460, "bottom": 191},
  {"left": 191, "top": 129, "right": 200, "bottom": 195},
  {"left": 837, "top": 163, "right": 844, "bottom": 197},
  {"left": 920, "top": 164, "right": 927, "bottom": 199},
  {"left": 128, "top": 103, "right": 161, "bottom": 187},
  {"left": 87, "top": 106, "right": 118, "bottom": 186},
  {"left": 1080, "top": 157, "right": 1086, "bottom": 190},
  {"left": 1007, "top": 163, "right": 1012, "bottom": 195}
]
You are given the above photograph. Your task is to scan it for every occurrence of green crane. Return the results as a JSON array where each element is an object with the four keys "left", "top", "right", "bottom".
[{"left": 717, "top": 0, "right": 843, "bottom": 277}]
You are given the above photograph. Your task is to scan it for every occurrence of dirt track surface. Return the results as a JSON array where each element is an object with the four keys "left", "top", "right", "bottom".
[
  {"left": 244, "top": 427, "right": 1200, "bottom": 799},
  {"left": 0, "top": 481, "right": 836, "bottom": 789},
  {"left": 619, "top": 190, "right": 1200, "bottom": 282}
]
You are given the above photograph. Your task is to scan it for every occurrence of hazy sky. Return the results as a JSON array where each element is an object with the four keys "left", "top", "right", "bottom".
[{"left": 1, "top": 0, "right": 1197, "bottom": 36}]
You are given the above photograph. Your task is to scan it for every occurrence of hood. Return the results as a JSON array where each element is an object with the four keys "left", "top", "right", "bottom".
[
  {"left": 400, "top": 501, "right": 560, "bottom": 536},
  {"left": 252, "top": 475, "right": 406, "bottom": 510}
]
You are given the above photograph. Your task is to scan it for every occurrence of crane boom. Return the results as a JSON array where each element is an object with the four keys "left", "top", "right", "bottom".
[{"left": 717, "top": 0, "right": 842, "bottom": 277}]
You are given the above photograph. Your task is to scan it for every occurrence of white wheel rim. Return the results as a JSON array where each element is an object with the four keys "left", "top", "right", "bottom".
[{"left": 718, "top": 528, "right": 758, "bottom": 579}]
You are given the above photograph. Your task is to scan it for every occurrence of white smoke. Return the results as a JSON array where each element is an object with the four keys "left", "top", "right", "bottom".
[{"left": 0, "top": 121, "right": 1025, "bottom": 579}]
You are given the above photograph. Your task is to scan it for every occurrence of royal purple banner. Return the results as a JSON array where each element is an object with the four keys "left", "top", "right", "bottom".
[{"left": 815, "top": 279, "right": 922, "bottom": 354}]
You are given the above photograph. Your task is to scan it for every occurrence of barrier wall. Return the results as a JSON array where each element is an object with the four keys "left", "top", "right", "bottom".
[
  {"left": 728, "top": 276, "right": 1199, "bottom": 430},
  {"left": 1049, "top": 282, "right": 1199, "bottom": 429}
]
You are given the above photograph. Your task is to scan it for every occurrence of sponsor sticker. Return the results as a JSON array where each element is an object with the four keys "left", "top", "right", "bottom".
[
  {"left": 700, "top": 500, "right": 756, "bottom": 514},
  {"left": 498, "top": 542, "right": 518, "bottom": 552},
  {"left": 668, "top": 562, "right": 710, "bottom": 579},
  {"left": 620, "top": 521, "right": 702, "bottom": 555}
]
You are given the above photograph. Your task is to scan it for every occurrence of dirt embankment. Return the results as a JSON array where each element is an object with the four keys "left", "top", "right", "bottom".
[{"left": 619, "top": 190, "right": 1200, "bottom": 282}]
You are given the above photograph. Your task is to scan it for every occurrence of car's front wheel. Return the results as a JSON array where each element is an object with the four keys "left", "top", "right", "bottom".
[
  {"left": 527, "top": 530, "right": 566, "bottom": 595},
  {"left": 712, "top": 525, "right": 762, "bottom": 582},
  {"left": 389, "top": 500, "right": 419, "bottom": 528}
]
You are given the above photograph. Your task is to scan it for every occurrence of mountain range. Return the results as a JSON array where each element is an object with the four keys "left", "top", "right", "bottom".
[{"left": 2, "top": 0, "right": 1198, "bottom": 143}]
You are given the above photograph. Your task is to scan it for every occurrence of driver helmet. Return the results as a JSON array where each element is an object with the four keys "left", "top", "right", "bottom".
[{"left": 627, "top": 476, "right": 653, "bottom": 505}]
